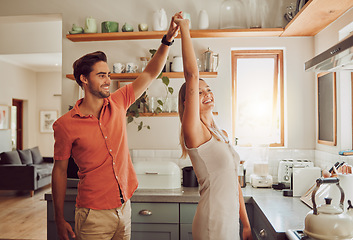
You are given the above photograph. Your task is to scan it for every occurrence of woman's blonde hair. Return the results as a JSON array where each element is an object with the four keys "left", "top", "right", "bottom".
[{"left": 178, "top": 79, "right": 228, "bottom": 158}]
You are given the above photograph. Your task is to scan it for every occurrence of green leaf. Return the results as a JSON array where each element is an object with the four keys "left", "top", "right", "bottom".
[
  {"left": 156, "top": 107, "right": 162, "bottom": 113},
  {"left": 157, "top": 72, "right": 163, "bottom": 79},
  {"left": 127, "top": 116, "right": 133, "bottom": 123},
  {"left": 135, "top": 112, "right": 140, "bottom": 118},
  {"left": 149, "top": 49, "right": 157, "bottom": 57},
  {"left": 130, "top": 104, "right": 138, "bottom": 112},
  {"left": 168, "top": 87, "right": 174, "bottom": 95},
  {"left": 147, "top": 126, "right": 151, "bottom": 129},
  {"left": 138, "top": 121, "right": 143, "bottom": 131},
  {"left": 157, "top": 100, "right": 163, "bottom": 106},
  {"left": 162, "top": 76, "right": 170, "bottom": 86}
]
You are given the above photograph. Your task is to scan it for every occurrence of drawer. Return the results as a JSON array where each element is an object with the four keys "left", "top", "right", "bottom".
[
  {"left": 132, "top": 223, "right": 179, "bottom": 240},
  {"left": 252, "top": 205, "right": 276, "bottom": 240},
  {"left": 180, "top": 203, "right": 197, "bottom": 224},
  {"left": 131, "top": 202, "right": 179, "bottom": 224}
]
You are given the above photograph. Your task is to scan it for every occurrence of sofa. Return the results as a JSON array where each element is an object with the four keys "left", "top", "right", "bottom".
[{"left": 0, "top": 146, "right": 53, "bottom": 197}]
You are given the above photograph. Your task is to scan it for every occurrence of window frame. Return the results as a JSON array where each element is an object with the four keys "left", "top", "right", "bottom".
[{"left": 231, "top": 50, "right": 284, "bottom": 147}]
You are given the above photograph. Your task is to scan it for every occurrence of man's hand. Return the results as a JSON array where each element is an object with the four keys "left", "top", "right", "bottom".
[
  {"left": 242, "top": 225, "right": 253, "bottom": 240},
  {"left": 56, "top": 219, "right": 76, "bottom": 240}
]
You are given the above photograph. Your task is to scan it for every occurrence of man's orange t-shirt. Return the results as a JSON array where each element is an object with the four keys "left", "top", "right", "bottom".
[{"left": 53, "top": 84, "right": 138, "bottom": 210}]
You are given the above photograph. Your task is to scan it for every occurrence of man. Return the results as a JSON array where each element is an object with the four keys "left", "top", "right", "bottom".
[{"left": 51, "top": 15, "right": 179, "bottom": 240}]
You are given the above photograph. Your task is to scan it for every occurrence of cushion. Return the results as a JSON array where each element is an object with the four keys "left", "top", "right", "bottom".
[
  {"left": 0, "top": 151, "right": 22, "bottom": 165},
  {"left": 30, "top": 146, "right": 43, "bottom": 164},
  {"left": 36, "top": 164, "right": 53, "bottom": 180},
  {"left": 17, "top": 149, "right": 33, "bottom": 165}
]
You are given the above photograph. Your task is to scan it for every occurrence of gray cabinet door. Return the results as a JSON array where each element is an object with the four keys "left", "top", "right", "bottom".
[
  {"left": 180, "top": 223, "right": 193, "bottom": 240},
  {"left": 180, "top": 203, "right": 197, "bottom": 240},
  {"left": 132, "top": 223, "right": 179, "bottom": 240}
]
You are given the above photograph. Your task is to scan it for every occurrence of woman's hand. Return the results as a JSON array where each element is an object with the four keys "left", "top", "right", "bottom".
[{"left": 173, "top": 11, "right": 190, "bottom": 29}]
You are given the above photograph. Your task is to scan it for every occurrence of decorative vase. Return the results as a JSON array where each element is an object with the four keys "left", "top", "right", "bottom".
[
  {"left": 198, "top": 10, "right": 209, "bottom": 30},
  {"left": 219, "top": 0, "right": 247, "bottom": 29}
]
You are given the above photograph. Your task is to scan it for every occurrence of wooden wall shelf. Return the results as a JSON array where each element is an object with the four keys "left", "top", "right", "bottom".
[
  {"left": 282, "top": 0, "right": 353, "bottom": 36},
  {"left": 66, "top": 1, "right": 353, "bottom": 41},
  {"left": 65, "top": 72, "right": 217, "bottom": 80},
  {"left": 66, "top": 29, "right": 283, "bottom": 42}
]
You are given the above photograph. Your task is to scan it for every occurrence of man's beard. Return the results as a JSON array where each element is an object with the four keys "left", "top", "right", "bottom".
[{"left": 87, "top": 81, "right": 110, "bottom": 98}]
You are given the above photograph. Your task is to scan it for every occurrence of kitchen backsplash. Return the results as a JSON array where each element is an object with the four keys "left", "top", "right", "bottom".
[{"left": 131, "top": 149, "right": 353, "bottom": 183}]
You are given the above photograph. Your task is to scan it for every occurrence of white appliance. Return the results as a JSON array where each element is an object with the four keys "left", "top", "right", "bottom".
[
  {"left": 292, "top": 167, "right": 321, "bottom": 197},
  {"left": 134, "top": 161, "right": 181, "bottom": 189},
  {"left": 250, "top": 162, "right": 273, "bottom": 188},
  {"left": 278, "top": 159, "right": 314, "bottom": 187}
]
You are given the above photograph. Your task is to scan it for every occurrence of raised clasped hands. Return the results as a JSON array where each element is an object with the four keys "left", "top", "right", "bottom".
[
  {"left": 173, "top": 11, "right": 189, "bottom": 28},
  {"left": 165, "top": 12, "right": 182, "bottom": 42}
]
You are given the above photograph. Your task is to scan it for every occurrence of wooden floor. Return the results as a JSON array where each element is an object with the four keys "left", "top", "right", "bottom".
[{"left": 0, "top": 186, "right": 50, "bottom": 240}]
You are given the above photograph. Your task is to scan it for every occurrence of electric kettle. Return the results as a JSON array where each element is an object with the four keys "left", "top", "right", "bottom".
[{"left": 304, "top": 177, "right": 353, "bottom": 240}]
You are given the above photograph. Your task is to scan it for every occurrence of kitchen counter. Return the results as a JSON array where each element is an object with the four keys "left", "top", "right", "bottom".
[{"left": 45, "top": 185, "right": 311, "bottom": 237}]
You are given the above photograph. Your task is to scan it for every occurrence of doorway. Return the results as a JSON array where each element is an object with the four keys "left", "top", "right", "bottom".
[{"left": 12, "top": 99, "right": 23, "bottom": 150}]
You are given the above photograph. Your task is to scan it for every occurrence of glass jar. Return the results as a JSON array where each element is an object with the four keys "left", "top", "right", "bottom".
[{"left": 219, "top": 0, "right": 247, "bottom": 29}]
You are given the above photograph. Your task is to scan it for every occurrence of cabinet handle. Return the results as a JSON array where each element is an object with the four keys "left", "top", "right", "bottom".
[
  {"left": 259, "top": 229, "right": 267, "bottom": 238},
  {"left": 139, "top": 209, "right": 152, "bottom": 216}
]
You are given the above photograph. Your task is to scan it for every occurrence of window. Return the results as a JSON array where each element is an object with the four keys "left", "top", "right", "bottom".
[{"left": 232, "top": 50, "right": 284, "bottom": 147}]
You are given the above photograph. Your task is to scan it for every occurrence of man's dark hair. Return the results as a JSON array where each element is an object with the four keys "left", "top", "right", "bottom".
[{"left": 73, "top": 51, "right": 107, "bottom": 87}]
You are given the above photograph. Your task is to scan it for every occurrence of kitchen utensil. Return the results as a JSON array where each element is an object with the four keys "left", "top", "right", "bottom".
[
  {"left": 278, "top": 159, "right": 314, "bottom": 187},
  {"left": 292, "top": 167, "right": 321, "bottom": 197},
  {"left": 139, "top": 57, "right": 148, "bottom": 72},
  {"left": 113, "top": 63, "right": 125, "bottom": 73},
  {"left": 202, "top": 48, "right": 219, "bottom": 72},
  {"left": 171, "top": 56, "right": 183, "bottom": 72},
  {"left": 138, "top": 23, "right": 148, "bottom": 31},
  {"left": 69, "top": 24, "right": 83, "bottom": 34},
  {"left": 248, "top": 0, "right": 262, "bottom": 28},
  {"left": 219, "top": 0, "right": 247, "bottom": 29},
  {"left": 126, "top": 63, "right": 138, "bottom": 73},
  {"left": 182, "top": 12, "right": 191, "bottom": 29},
  {"left": 198, "top": 10, "right": 209, "bottom": 30},
  {"left": 134, "top": 161, "right": 181, "bottom": 189},
  {"left": 122, "top": 23, "right": 133, "bottom": 32},
  {"left": 152, "top": 8, "right": 168, "bottom": 31},
  {"left": 238, "top": 161, "right": 246, "bottom": 188},
  {"left": 84, "top": 16, "right": 97, "bottom": 33},
  {"left": 304, "top": 177, "right": 353, "bottom": 240},
  {"left": 182, "top": 166, "right": 198, "bottom": 187},
  {"left": 101, "top": 21, "right": 119, "bottom": 33},
  {"left": 250, "top": 162, "right": 273, "bottom": 188}
]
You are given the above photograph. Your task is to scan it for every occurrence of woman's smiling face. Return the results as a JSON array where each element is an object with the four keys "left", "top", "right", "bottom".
[{"left": 199, "top": 80, "right": 215, "bottom": 113}]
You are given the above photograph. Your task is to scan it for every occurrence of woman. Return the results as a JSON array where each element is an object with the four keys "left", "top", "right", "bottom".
[{"left": 174, "top": 13, "right": 252, "bottom": 240}]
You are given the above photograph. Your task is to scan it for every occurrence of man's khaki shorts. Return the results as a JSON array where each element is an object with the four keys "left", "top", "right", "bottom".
[{"left": 75, "top": 200, "right": 131, "bottom": 240}]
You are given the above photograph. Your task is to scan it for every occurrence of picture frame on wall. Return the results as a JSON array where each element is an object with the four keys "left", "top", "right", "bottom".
[
  {"left": 0, "top": 105, "right": 10, "bottom": 130},
  {"left": 40, "top": 110, "right": 58, "bottom": 133}
]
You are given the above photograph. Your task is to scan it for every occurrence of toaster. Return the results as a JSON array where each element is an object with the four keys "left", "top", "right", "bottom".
[{"left": 278, "top": 159, "right": 314, "bottom": 186}]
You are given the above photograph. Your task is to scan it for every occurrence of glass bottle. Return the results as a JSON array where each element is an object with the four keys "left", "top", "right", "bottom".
[{"left": 219, "top": 0, "right": 247, "bottom": 29}]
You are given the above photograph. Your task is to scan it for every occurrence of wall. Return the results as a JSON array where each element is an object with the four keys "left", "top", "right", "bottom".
[
  {"left": 0, "top": 60, "right": 37, "bottom": 152},
  {"left": 36, "top": 72, "right": 62, "bottom": 156}
]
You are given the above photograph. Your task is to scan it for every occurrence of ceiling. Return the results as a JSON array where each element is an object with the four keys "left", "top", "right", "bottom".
[
  {"left": 0, "top": 14, "right": 62, "bottom": 73},
  {"left": 0, "top": 53, "right": 62, "bottom": 72}
]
